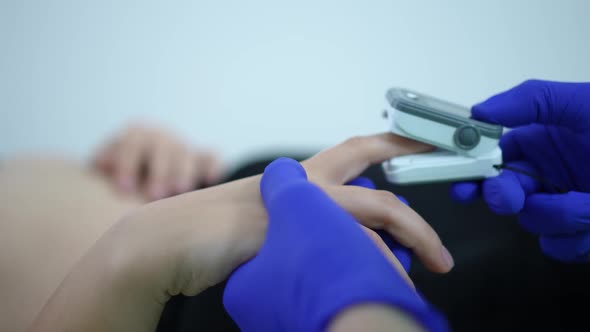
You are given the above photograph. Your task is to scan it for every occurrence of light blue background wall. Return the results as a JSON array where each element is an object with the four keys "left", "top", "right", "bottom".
[{"left": 2, "top": 0, "right": 589, "bottom": 166}]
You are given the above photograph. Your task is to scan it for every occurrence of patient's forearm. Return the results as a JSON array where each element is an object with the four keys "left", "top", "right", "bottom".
[
  {"left": 29, "top": 229, "right": 163, "bottom": 332},
  {"left": 328, "top": 304, "right": 426, "bottom": 332},
  {"left": 0, "top": 157, "right": 143, "bottom": 331}
]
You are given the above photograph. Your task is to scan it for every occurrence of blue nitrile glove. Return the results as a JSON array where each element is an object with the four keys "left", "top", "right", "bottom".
[
  {"left": 451, "top": 80, "right": 590, "bottom": 262},
  {"left": 224, "top": 158, "right": 448, "bottom": 332}
]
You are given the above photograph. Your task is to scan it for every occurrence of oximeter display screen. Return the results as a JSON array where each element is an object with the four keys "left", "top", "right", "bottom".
[
  {"left": 391, "top": 88, "right": 503, "bottom": 139},
  {"left": 421, "top": 95, "right": 471, "bottom": 118},
  {"left": 400, "top": 89, "right": 471, "bottom": 118}
]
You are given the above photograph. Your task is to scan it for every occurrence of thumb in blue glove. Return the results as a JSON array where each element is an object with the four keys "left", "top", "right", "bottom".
[
  {"left": 451, "top": 80, "right": 590, "bottom": 262},
  {"left": 224, "top": 158, "right": 448, "bottom": 332}
]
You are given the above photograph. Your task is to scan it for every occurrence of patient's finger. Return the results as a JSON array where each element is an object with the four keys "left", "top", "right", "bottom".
[
  {"left": 345, "top": 176, "right": 411, "bottom": 271},
  {"left": 145, "top": 140, "right": 175, "bottom": 200},
  {"left": 362, "top": 226, "right": 414, "bottom": 288},
  {"left": 93, "top": 141, "right": 116, "bottom": 173},
  {"left": 172, "top": 147, "right": 199, "bottom": 193},
  {"left": 199, "top": 151, "right": 225, "bottom": 187},
  {"left": 324, "top": 185, "right": 453, "bottom": 273},
  {"left": 113, "top": 132, "right": 145, "bottom": 193},
  {"left": 303, "top": 133, "right": 433, "bottom": 185}
]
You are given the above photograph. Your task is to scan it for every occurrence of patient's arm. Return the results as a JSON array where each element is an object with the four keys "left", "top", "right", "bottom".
[
  {"left": 0, "top": 121, "right": 225, "bottom": 331},
  {"left": 0, "top": 157, "right": 143, "bottom": 332},
  {"left": 329, "top": 305, "right": 426, "bottom": 332}
]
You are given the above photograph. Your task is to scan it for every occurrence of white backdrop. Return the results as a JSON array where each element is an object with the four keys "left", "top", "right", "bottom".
[{"left": 2, "top": 0, "right": 589, "bottom": 167}]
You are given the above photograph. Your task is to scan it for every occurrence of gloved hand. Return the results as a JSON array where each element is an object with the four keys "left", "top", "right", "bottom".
[
  {"left": 451, "top": 80, "right": 590, "bottom": 262},
  {"left": 224, "top": 158, "right": 447, "bottom": 332}
]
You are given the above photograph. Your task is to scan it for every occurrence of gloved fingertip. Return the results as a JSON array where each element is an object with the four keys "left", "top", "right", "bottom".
[
  {"left": 538, "top": 236, "right": 590, "bottom": 263},
  {"left": 471, "top": 102, "right": 499, "bottom": 124},
  {"left": 482, "top": 174, "right": 525, "bottom": 215},
  {"left": 346, "top": 176, "right": 376, "bottom": 190},
  {"left": 263, "top": 157, "right": 308, "bottom": 179},
  {"left": 568, "top": 192, "right": 590, "bottom": 228},
  {"left": 450, "top": 182, "right": 480, "bottom": 203},
  {"left": 261, "top": 157, "right": 308, "bottom": 204},
  {"left": 522, "top": 192, "right": 590, "bottom": 235},
  {"left": 503, "top": 161, "right": 542, "bottom": 194}
]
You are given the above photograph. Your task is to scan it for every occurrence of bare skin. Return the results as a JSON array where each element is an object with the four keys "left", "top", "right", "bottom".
[
  {"left": 328, "top": 304, "right": 425, "bottom": 332},
  {"left": 0, "top": 157, "right": 142, "bottom": 331},
  {"left": 1, "top": 131, "right": 450, "bottom": 331},
  {"left": 1, "top": 123, "right": 225, "bottom": 331}
]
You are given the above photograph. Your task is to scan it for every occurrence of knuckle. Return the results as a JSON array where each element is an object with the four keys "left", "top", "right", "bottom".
[
  {"left": 383, "top": 209, "right": 406, "bottom": 232},
  {"left": 522, "top": 79, "right": 542, "bottom": 86},
  {"left": 375, "top": 190, "right": 397, "bottom": 204},
  {"left": 417, "top": 220, "right": 436, "bottom": 241},
  {"left": 386, "top": 213, "right": 434, "bottom": 248},
  {"left": 126, "top": 123, "right": 148, "bottom": 135},
  {"left": 521, "top": 79, "right": 551, "bottom": 97},
  {"left": 521, "top": 79, "right": 544, "bottom": 90}
]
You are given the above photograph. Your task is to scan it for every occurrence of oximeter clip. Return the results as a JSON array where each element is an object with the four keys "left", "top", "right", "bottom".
[{"left": 382, "top": 88, "right": 503, "bottom": 184}]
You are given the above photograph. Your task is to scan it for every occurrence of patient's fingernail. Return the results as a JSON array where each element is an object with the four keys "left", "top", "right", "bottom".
[{"left": 442, "top": 246, "right": 454, "bottom": 270}]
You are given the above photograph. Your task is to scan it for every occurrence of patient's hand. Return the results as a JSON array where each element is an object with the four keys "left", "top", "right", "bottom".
[
  {"left": 32, "top": 133, "right": 448, "bottom": 332},
  {"left": 93, "top": 122, "right": 224, "bottom": 200}
]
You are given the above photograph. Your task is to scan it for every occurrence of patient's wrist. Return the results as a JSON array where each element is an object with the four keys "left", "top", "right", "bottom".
[
  {"left": 222, "top": 175, "right": 269, "bottom": 264},
  {"left": 111, "top": 174, "right": 269, "bottom": 297}
]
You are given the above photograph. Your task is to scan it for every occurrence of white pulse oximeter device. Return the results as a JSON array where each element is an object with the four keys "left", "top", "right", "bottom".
[{"left": 382, "top": 88, "right": 504, "bottom": 184}]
